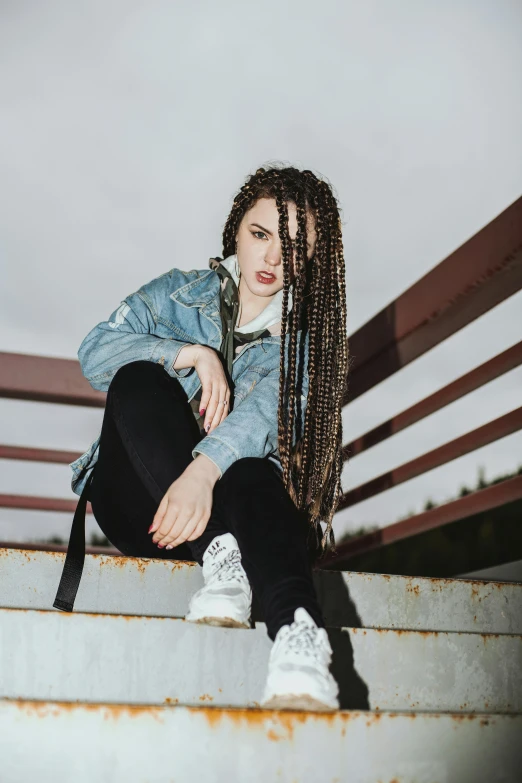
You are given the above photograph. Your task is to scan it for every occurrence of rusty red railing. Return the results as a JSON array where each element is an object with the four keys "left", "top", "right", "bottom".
[{"left": 1, "top": 195, "right": 521, "bottom": 561}]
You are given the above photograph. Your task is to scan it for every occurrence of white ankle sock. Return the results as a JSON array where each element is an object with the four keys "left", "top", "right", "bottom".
[{"left": 203, "top": 533, "right": 240, "bottom": 565}]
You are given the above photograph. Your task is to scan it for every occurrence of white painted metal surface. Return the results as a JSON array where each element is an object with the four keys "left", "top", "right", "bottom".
[
  {"left": 0, "top": 547, "right": 202, "bottom": 617},
  {"left": 315, "top": 567, "right": 522, "bottom": 633},
  {"left": 0, "top": 699, "right": 520, "bottom": 783},
  {"left": 1, "top": 608, "right": 520, "bottom": 713},
  {"left": 459, "top": 558, "right": 522, "bottom": 582},
  {"left": 2, "top": 547, "right": 521, "bottom": 633},
  {"left": 2, "top": 545, "right": 521, "bottom": 781}
]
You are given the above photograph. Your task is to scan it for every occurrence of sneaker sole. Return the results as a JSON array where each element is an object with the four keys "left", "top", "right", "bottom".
[
  {"left": 185, "top": 615, "right": 251, "bottom": 629},
  {"left": 261, "top": 694, "right": 337, "bottom": 712}
]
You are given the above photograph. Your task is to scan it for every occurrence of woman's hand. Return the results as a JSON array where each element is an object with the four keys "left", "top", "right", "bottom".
[
  {"left": 192, "top": 344, "right": 231, "bottom": 434},
  {"left": 149, "top": 455, "right": 220, "bottom": 549}
]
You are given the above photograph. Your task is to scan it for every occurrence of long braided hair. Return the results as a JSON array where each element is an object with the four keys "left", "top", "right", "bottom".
[{"left": 222, "top": 165, "right": 348, "bottom": 554}]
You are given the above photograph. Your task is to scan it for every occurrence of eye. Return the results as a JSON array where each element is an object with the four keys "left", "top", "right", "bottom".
[{"left": 252, "top": 230, "right": 267, "bottom": 240}]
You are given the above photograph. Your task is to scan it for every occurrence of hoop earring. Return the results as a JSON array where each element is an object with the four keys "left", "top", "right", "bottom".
[{"left": 235, "top": 251, "right": 241, "bottom": 281}]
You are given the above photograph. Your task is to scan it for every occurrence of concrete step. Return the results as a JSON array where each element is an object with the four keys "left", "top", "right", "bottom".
[
  {"left": 459, "top": 558, "right": 522, "bottom": 582},
  {"left": 1, "top": 699, "right": 520, "bottom": 782},
  {"left": 2, "top": 547, "right": 521, "bottom": 633},
  {"left": 1, "top": 607, "right": 520, "bottom": 714}
]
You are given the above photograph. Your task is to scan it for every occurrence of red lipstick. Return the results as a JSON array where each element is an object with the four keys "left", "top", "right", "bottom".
[{"left": 256, "top": 271, "right": 275, "bottom": 285}]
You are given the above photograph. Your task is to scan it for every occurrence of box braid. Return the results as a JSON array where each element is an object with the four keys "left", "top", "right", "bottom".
[{"left": 222, "top": 165, "right": 348, "bottom": 554}]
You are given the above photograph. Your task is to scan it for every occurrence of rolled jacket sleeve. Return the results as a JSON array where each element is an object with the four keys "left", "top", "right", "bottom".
[{"left": 192, "top": 365, "right": 308, "bottom": 479}]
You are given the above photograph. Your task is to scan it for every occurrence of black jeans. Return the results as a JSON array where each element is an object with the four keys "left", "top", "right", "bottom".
[{"left": 88, "top": 360, "right": 324, "bottom": 640}]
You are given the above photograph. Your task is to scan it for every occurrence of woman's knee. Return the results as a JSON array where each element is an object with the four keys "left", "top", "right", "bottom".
[
  {"left": 222, "top": 457, "right": 272, "bottom": 487},
  {"left": 220, "top": 457, "right": 297, "bottom": 512},
  {"left": 108, "top": 362, "right": 187, "bottom": 413},
  {"left": 110, "top": 360, "right": 166, "bottom": 394}
]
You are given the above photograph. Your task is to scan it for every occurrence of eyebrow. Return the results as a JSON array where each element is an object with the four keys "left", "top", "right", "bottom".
[
  {"left": 250, "top": 222, "right": 299, "bottom": 243},
  {"left": 250, "top": 222, "right": 273, "bottom": 235}
]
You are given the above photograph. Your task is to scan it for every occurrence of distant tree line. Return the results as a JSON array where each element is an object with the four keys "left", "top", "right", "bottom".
[
  {"left": 43, "top": 531, "right": 111, "bottom": 548},
  {"left": 332, "top": 463, "right": 522, "bottom": 578}
]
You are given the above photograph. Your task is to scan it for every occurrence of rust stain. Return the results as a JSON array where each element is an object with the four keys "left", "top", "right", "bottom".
[
  {"left": 90, "top": 552, "right": 198, "bottom": 574},
  {"left": 191, "top": 704, "right": 356, "bottom": 737},
  {"left": 94, "top": 553, "right": 197, "bottom": 574},
  {"left": 9, "top": 699, "right": 164, "bottom": 723},
  {"left": 470, "top": 584, "right": 485, "bottom": 602},
  {"left": 404, "top": 572, "right": 514, "bottom": 591},
  {"left": 1, "top": 607, "right": 184, "bottom": 626},
  {"left": 481, "top": 633, "right": 500, "bottom": 644},
  {"left": 170, "top": 560, "right": 198, "bottom": 571},
  {"left": 450, "top": 714, "right": 478, "bottom": 722},
  {"left": 371, "top": 628, "right": 439, "bottom": 638},
  {"left": 385, "top": 712, "right": 415, "bottom": 720},
  {"left": 5, "top": 548, "right": 58, "bottom": 564},
  {"left": 199, "top": 694, "right": 214, "bottom": 702},
  {"left": 0, "top": 547, "right": 198, "bottom": 574},
  {"left": 101, "top": 704, "right": 164, "bottom": 723},
  {"left": 5, "top": 698, "right": 510, "bottom": 738}
]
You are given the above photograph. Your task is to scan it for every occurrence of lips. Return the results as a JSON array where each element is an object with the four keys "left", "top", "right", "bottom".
[
  {"left": 257, "top": 271, "right": 275, "bottom": 281},
  {"left": 255, "top": 271, "right": 276, "bottom": 286}
]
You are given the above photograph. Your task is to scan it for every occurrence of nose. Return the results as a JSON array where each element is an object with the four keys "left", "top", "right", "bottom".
[{"left": 264, "top": 241, "right": 283, "bottom": 267}]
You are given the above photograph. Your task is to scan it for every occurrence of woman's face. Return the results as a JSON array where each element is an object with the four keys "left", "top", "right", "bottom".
[{"left": 235, "top": 197, "right": 317, "bottom": 301}]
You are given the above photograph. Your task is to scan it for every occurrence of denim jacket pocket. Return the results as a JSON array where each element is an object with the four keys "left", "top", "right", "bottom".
[{"left": 232, "top": 366, "right": 272, "bottom": 406}]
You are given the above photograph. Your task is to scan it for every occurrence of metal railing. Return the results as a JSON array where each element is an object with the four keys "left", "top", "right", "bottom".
[{"left": 1, "top": 195, "right": 521, "bottom": 561}]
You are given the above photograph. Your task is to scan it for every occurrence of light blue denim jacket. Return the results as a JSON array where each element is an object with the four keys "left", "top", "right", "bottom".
[{"left": 70, "top": 264, "right": 310, "bottom": 496}]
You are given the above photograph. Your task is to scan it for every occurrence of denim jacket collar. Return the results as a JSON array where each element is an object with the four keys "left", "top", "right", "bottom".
[
  {"left": 169, "top": 262, "right": 302, "bottom": 346},
  {"left": 169, "top": 268, "right": 218, "bottom": 308}
]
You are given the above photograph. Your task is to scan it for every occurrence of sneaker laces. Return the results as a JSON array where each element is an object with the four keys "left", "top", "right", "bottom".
[
  {"left": 276, "top": 617, "right": 330, "bottom": 665},
  {"left": 209, "top": 549, "right": 247, "bottom": 585}
]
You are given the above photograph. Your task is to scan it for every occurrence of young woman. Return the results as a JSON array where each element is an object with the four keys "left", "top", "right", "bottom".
[{"left": 54, "top": 164, "right": 349, "bottom": 712}]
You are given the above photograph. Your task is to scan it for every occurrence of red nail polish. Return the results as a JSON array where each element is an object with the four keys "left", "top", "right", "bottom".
[
  {"left": 157, "top": 543, "right": 165, "bottom": 549},
  {"left": 199, "top": 408, "right": 206, "bottom": 416},
  {"left": 148, "top": 524, "right": 154, "bottom": 533}
]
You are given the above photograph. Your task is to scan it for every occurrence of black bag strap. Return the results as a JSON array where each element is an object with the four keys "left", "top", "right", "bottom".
[{"left": 53, "top": 469, "right": 95, "bottom": 612}]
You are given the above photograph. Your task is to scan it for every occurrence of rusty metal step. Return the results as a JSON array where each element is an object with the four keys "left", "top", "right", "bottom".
[
  {"left": 1, "top": 607, "right": 520, "bottom": 714},
  {"left": 2, "top": 547, "right": 521, "bottom": 633},
  {"left": 0, "top": 698, "right": 520, "bottom": 782}
]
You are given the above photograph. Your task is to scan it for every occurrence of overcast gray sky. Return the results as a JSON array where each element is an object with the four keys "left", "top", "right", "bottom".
[{"left": 1, "top": 0, "right": 521, "bottom": 547}]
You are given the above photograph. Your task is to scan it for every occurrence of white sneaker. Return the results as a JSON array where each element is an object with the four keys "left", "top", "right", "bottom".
[
  {"left": 261, "top": 607, "right": 339, "bottom": 711},
  {"left": 185, "top": 533, "right": 252, "bottom": 629}
]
